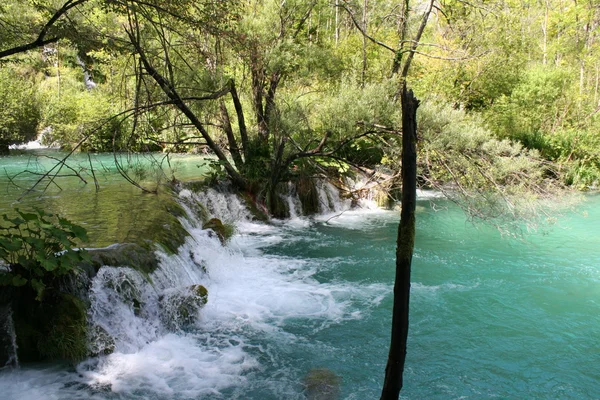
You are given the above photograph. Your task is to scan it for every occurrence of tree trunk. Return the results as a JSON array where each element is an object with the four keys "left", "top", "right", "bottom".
[{"left": 380, "top": 85, "right": 419, "bottom": 400}]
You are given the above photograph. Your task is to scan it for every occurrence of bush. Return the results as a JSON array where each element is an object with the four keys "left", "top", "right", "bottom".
[
  {"left": 0, "top": 208, "right": 90, "bottom": 301},
  {"left": 0, "top": 68, "right": 41, "bottom": 151}
]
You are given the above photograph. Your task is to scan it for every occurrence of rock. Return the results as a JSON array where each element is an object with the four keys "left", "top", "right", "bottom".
[
  {"left": 88, "top": 324, "right": 116, "bottom": 357},
  {"left": 202, "top": 218, "right": 233, "bottom": 244},
  {"left": 304, "top": 368, "right": 341, "bottom": 400},
  {"left": 159, "top": 284, "right": 208, "bottom": 330},
  {"left": 84, "top": 243, "right": 160, "bottom": 277},
  {"left": 13, "top": 291, "right": 88, "bottom": 363}
]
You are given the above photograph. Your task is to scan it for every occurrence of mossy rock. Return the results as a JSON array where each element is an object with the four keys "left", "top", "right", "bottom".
[
  {"left": 86, "top": 243, "right": 160, "bottom": 276},
  {"left": 202, "top": 218, "right": 234, "bottom": 244},
  {"left": 159, "top": 284, "right": 208, "bottom": 330},
  {"left": 296, "top": 177, "right": 320, "bottom": 215},
  {"left": 181, "top": 179, "right": 209, "bottom": 193},
  {"left": 88, "top": 324, "right": 116, "bottom": 357},
  {"left": 13, "top": 290, "right": 88, "bottom": 363},
  {"left": 239, "top": 192, "right": 269, "bottom": 222},
  {"left": 266, "top": 185, "right": 290, "bottom": 219},
  {"left": 153, "top": 219, "right": 190, "bottom": 254},
  {"left": 304, "top": 368, "right": 341, "bottom": 400},
  {"left": 164, "top": 200, "right": 187, "bottom": 219}
]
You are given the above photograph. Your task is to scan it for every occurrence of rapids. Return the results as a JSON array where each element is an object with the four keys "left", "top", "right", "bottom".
[{"left": 0, "top": 152, "right": 598, "bottom": 399}]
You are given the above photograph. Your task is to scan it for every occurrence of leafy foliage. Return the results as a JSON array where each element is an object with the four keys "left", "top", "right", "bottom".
[
  {"left": 0, "top": 67, "right": 41, "bottom": 148},
  {"left": 0, "top": 208, "right": 90, "bottom": 301}
]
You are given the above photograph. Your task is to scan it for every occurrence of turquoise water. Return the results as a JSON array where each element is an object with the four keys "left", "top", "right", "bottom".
[
  {"left": 237, "top": 198, "right": 600, "bottom": 399},
  {"left": 0, "top": 151, "right": 210, "bottom": 246},
  {"left": 0, "top": 151, "right": 599, "bottom": 399}
]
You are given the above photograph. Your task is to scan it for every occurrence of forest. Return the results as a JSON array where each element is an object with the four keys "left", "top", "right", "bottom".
[
  {"left": 1, "top": 0, "right": 599, "bottom": 197},
  {"left": 1, "top": 1, "right": 600, "bottom": 399}
]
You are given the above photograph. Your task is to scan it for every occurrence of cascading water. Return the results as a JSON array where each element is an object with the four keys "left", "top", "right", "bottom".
[
  {"left": 0, "top": 305, "right": 19, "bottom": 370},
  {"left": 3, "top": 176, "right": 596, "bottom": 399},
  {"left": 0, "top": 184, "right": 389, "bottom": 399}
]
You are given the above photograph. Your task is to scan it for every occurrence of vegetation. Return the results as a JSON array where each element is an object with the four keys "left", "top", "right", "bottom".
[
  {"left": 1, "top": 0, "right": 596, "bottom": 199},
  {"left": 0, "top": 0, "right": 599, "bottom": 393},
  {"left": 0, "top": 208, "right": 89, "bottom": 301},
  {"left": 0, "top": 208, "right": 90, "bottom": 363}
]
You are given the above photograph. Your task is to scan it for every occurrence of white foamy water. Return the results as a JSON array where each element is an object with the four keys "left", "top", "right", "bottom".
[
  {"left": 0, "top": 187, "right": 390, "bottom": 399},
  {"left": 8, "top": 140, "right": 47, "bottom": 150}
]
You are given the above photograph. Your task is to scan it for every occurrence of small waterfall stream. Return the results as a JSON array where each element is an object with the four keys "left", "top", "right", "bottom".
[
  {"left": 0, "top": 305, "right": 19, "bottom": 370},
  {"left": 0, "top": 182, "right": 383, "bottom": 399},
  {"left": 1, "top": 182, "right": 598, "bottom": 399}
]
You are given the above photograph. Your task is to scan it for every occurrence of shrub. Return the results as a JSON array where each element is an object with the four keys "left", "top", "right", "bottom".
[{"left": 0, "top": 208, "right": 90, "bottom": 301}]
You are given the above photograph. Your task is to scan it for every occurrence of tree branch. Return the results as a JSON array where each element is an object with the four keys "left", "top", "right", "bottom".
[{"left": 0, "top": 0, "right": 90, "bottom": 59}]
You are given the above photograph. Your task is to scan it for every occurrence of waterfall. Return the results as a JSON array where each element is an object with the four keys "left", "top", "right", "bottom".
[
  {"left": 0, "top": 305, "right": 19, "bottom": 370},
  {"left": 0, "top": 181, "right": 390, "bottom": 399},
  {"left": 316, "top": 180, "right": 352, "bottom": 213},
  {"left": 76, "top": 56, "right": 97, "bottom": 90}
]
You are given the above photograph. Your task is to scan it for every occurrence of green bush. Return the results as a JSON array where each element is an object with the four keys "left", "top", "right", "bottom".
[
  {"left": 0, "top": 68, "right": 41, "bottom": 150},
  {"left": 0, "top": 208, "right": 90, "bottom": 301}
]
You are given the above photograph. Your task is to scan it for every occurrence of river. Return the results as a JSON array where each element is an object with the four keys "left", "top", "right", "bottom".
[{"left": 0, "top": 151, "right": 598, "bottom": 399}]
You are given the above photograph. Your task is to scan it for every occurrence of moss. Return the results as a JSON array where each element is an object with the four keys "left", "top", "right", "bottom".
[
  {"left": 14, "top": 290, "right": 88, "bottom": 363},
  {"left": 181, "top": 180, "right": 209, "bottom": 193},
  {"left": 239, "top": 192, "right": 269, "bottom": 222},
  {"left": 164, "top": 200, "right": 187, "bottom": 219},
  {"left": 266, "top": 184, "right": 289, "bottom": 219},
  {"left": 202, "top": 218, "right": 234, "bottom": 244},
  {"left": 86, "top": 243, "right": 160, "bottom": 276},
  {"left": 304, "top": 368, "right": 341, "bottom": 400},
  {"left": 296, "top": 177, "right": 320, "bottom": 215},
  {"left": 154, "top": 218, "right": 189, "bottom": 254}
]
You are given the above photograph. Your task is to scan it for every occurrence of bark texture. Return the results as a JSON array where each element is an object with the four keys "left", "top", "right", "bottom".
[{"left": 380, "top": 85, "right": 419, "bottom": 400}]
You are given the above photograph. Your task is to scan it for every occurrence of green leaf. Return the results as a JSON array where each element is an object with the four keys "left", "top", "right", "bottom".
[
  {"left": 2, "top": 214, "right": 25, "bottom": 226},
  {"left": 70, "top": 225, "right": 88, "bottom": 241},
  {"left": 17, "top": 210, "right": 39, "bottom": 222},
  {"left": 36, "top": 255, "right": 58, "bottom": 272},
  {"left": 31, "top": 279, "right": 45, "bottom": 301},
  {"left": 0, "top": 237, "right": 22, "bottom": 252},
  {"left": 12, "top": 274, "right": 27, "bottom": 287}
]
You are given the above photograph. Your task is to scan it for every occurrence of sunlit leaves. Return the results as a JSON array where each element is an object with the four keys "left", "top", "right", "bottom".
[{"left": 0, "top": 208, "right": 89, "bottom": 301}]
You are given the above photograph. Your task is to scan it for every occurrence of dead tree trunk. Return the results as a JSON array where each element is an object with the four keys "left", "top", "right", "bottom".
[{"left": 380, "top": 85, "right": 419, "bottom": 400}]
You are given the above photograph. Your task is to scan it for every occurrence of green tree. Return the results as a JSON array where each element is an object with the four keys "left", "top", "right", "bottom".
[{"left": 0, "top": 68, "right": 40, "bottom": 153}]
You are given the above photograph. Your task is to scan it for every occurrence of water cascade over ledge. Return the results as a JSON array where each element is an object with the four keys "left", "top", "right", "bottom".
[{"left": 1, "top": 174, "right": 598, "bottom": 399}]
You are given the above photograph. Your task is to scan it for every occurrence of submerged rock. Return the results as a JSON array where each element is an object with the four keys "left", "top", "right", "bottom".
[
  {"left": 159, "top": 284, "right": 208, "bottom": 330},
  {"left": 304, "top": 368, "right": 341, "bottom": 400},
  {"left": 202, "top": 218, "right": 233, "bottom": 244},
  {"left": 88, "top": 324, "right": 116, "bottom": 357}
]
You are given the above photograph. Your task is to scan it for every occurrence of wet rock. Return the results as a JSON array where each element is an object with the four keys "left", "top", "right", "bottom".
[
  {"left": 13, "top": 291, "right": 88, "bottom": 363},
  {"left": 88, "top": 324, "right": 116, "bottom": 357},
  {"left": 304, "top": 368, "right": 341, "bottom": 400},
  {"left": 84, "top": 243, "right": 160, "bottom": 277},
  {"left": 202, "top": 218, "right": 233, "bottom": 244},
  {"left": 159, "top": 284, "right": 208, "bottom": 330}
]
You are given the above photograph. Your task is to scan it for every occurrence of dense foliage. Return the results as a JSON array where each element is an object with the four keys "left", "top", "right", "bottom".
[
  {"left": 0, "top": 208, "right": 89, "bottom": 301},
  {"left": 0, "top": 0, "right": 598, "bottom": 190}
]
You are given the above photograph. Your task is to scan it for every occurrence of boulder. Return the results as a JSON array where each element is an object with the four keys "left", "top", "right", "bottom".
[
  {"left": 159, "top": 284, "right": 208, "bottom": 330},
  {"left": 304, "top": 368, "right": 341, "bottom": 400}
]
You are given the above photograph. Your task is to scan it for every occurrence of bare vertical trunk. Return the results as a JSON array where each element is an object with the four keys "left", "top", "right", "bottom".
[
  {"left": 335, "top": 0, "right": 340, "bottom": 45},
  {"left": 361, "top": 0, "right": 368, "bottom": 87},
  {"left": 542, "top": 0, "right": 549, "bottom": 65},
  {"left": 380, "top": 85, "right": 419, "bottom": 400}
]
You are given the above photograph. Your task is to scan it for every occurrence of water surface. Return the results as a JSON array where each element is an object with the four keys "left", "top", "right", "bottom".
[{"left": 0, "top": 152, "right": 598, "bottom": 399}]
